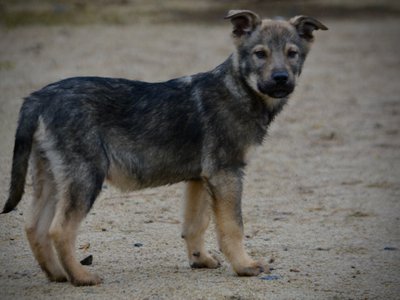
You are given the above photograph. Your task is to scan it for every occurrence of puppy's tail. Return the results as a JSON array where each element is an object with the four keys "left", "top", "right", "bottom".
[{"left": 2, "top": 98, "right": 41, "bottom": 214}]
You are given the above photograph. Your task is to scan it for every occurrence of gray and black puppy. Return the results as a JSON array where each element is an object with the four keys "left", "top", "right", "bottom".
[{"left": 2, "top": 10, "right": 327, "bottom": 286}]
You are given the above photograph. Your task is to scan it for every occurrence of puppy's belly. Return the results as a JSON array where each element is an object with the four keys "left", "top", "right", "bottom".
[{"left": 106, "top": 164, "right": 200, "bottom": 191}]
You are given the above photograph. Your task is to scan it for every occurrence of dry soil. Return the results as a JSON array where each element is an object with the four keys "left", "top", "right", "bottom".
[{"left": 0, "top": 8, "right": 399, "bottom": 300}]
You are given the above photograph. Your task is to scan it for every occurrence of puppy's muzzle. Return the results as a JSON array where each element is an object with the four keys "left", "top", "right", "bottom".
[{"left": 258, "top": 70, "right": 294, "bottom": 99}]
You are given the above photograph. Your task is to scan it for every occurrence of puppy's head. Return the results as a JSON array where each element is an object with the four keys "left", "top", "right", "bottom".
[{"left": 226, "top": 10, "right": 327, "bottom": 100}]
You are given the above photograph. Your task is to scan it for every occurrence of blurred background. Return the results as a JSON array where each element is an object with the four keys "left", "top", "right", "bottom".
[
  {"left": 0, "top": 1, "right": 399, "bottom": 299},
  {"left": 1, "top": 0, "right": 400, "bottom": 26}
]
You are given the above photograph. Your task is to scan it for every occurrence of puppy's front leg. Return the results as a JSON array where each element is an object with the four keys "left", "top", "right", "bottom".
[
  {"left": 182, "top": 180, "right": 221, "bottom": 269},
  {"left": 206, "top": 171, "right": 267, "bottom": 276}
]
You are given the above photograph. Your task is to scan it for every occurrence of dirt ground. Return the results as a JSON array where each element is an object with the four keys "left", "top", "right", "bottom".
[{"left": 0, "top": 2, "right": 399, "bottom": 300}]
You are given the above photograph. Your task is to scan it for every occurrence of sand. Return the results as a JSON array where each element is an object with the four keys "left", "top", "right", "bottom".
[{"left": 0, "top": 6, "right": 399, "bottom": 300}]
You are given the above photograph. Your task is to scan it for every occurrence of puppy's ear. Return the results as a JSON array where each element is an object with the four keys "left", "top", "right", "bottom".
[
  {"left": 225, "top": 10, "right": 261, "bottom": 37},
  {"left": 290, "top": 16, "right": 328, "bottom": 41}
]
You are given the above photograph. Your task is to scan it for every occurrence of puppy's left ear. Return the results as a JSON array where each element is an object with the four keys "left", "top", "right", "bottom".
[
  {"left": 225, "top": 10, "right": 261, "bottom": 37},
  {"left": 290, "top": 16, "right": 328, "bottom": 41}
]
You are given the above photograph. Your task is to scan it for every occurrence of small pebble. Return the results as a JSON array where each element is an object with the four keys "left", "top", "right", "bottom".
[
  {"left": 383, "top": 246, "right": 397, "bottom": 251},
  {"left": 315, "top": 247, "right": 330, "bottom": 251},
  {"left": 269, "top": 257, "right": 275, "bottom": 264},
  {"left": 80, "top": 255, "right": 93, "bottom": 266}
]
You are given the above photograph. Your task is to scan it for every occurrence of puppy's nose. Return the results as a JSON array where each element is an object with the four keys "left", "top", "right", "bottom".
[{"left": 272, "top": 71, "right": 289, "bottom": 84}]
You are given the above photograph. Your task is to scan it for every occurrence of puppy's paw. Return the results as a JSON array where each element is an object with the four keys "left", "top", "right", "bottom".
[
  {"left": 48, "top": 274, "right": 68, "bottom": 282},
  {"left": 235, "top": 261, "right": 269, "bottom": 276},
  {"left": 45, "top": 268, "right": 68, "bottom": 283},
  {"left": 70, "top": 272, "right": 103, "bottom": 286},
  {"left": 190, "top": 252, "right": 221, "bottom": 269}
]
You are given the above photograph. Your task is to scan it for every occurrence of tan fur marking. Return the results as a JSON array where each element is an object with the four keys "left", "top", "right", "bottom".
[
  {"left": 210, "top": 172, "right": 267, "bottom": 276},
  {"left": 25, "top": 150, "right": 67, "bottom": 282},
  {"left": 182, "top": 180, "right": 220, "bottom": 268},
  {"left": 49, "top": 193, "right": 102, "bottom": 286},
  {"left": 246, "top": 73, "right": 282, "bottom": 110}
]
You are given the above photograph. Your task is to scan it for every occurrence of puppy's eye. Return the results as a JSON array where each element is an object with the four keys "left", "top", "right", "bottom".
[
  {"left": 254, "top": 50, "right": 267, "bottom": 59},
  {"left": 288, "top": 50, "right": 298, "bottom": 58}
]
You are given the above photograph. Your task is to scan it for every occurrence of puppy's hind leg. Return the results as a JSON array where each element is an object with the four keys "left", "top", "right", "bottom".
[
  {"left": 49, "top": 164, "right": 105, "bottom": 286},
  {"left": 25, "top": 150, "right": 67, "bottom": 282},
  {"left": 182, "top": 180, "right": 220, "bottom": 269}
]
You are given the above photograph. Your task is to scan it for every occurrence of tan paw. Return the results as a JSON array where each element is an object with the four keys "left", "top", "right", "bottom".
[
  {"left": 43, "top": 268, "right": 68, "bottom": 283},
  {"left": 70, "top": 273, "right": 103, "bottom": 286},
  {"left": 235, "top": 261, "right": 269, "bottom": 276},
  {"left": 48, "top": 274, "right": 68, "bottom": 282},
  {"left": 190, "top": 252, "right": 221, "bottom": 269}
]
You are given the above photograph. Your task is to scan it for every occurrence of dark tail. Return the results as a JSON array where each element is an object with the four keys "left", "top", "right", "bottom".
[{"left": 2, "top": 99, "right": 40, "bottom": 214}]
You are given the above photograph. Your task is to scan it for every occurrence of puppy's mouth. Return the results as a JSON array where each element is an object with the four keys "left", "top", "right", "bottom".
[
  {"left": 268, "top": 90, "right": 292, "bottom": 99},
  {"left": 257, "top": 83, "right": 294, "bottom": 99}
]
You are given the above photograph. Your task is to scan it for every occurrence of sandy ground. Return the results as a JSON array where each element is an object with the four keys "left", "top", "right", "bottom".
[{"left": 0, "top": 8, "right": 400, "bottom": 300}]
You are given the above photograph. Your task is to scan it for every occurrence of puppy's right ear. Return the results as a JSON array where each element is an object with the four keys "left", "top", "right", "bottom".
[{"left": 225, "top": 10, "right": 261, "bottom": 38}]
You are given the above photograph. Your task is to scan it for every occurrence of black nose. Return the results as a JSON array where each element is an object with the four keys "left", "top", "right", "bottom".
[{"left": 272, "top": 71, "right": 289, "bottom": 84}]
